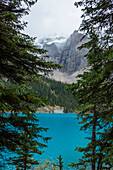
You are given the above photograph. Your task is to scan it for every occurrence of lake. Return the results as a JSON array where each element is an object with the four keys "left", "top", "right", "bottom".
[
  {"left": 36, "top": 113, "right": 88, "bottom": 170},
  {"left": 3, "top": 113, "right": 88, "bottom": 170}
]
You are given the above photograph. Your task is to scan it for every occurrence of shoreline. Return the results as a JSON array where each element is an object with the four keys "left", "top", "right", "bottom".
[
  {"left": 36, "top": 105, "right": 77, "bottom": 114},
  {"left": 35, "top": 112, "right": 76, "bottom": 114}
]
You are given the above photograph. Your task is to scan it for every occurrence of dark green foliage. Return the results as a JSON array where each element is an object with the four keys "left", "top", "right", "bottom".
[
  {"left": 0, "top": 82, "right": 51, "bottom": 169},
  {"left": 74, "top": 0, "right": 113, "bottom": 48},
  {"left": 0, "top": 0, "right": 61, "bottom": 169},
  {"left": 67, "top": 0, "right": 113, "bottom": 169},
  {"left": 8, "top": 118, "right": 51, "bottom": 170},
  {"left": 30, "top": 77, "right": 77, "bottom": 113}
]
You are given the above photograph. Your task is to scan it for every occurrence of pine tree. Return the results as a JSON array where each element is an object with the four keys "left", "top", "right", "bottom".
[
  {"left": 67, "top": 0, "right": 113, "bottom": 169},
  {"left": 8, "top": 121, "right": 51, "bottom": 170},
  {"left": 68, "top": 51, "right": 113, "bottom": 169},
  {"left": 0, "top": 0, "right": 60, "bottom": 168}
]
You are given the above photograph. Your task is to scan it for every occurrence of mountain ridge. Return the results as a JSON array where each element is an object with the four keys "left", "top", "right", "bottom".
[{"left": 38, "top": 30, "right": 88, "bottom": 83}]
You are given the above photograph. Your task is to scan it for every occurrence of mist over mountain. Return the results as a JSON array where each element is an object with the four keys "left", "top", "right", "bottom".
[{"left": 37, "top": 30, "right": 88, "bottom": 83}]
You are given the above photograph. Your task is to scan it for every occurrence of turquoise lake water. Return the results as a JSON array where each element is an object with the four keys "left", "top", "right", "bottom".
[
  {"left": 36, "top": 113, "right": 89, "bottom": 170},
  {"left": 3, "top": 113, "right": 89, "bottom": 170}
]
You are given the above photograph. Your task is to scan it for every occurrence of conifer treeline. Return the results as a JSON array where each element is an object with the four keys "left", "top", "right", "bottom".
[{"left": 30, "top": 77, "right": 76, "bottom": 113}]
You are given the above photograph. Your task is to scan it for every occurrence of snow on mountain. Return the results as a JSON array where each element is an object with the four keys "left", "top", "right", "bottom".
[
  {"left": 37, "top": 35, "right": 67, "bottom": 49},
  {"left": 35, "top": 30, "right": 88, "bottom": 83}
]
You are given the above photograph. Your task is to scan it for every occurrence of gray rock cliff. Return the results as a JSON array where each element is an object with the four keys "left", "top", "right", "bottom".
[
  {"left": 59, "top": 30, "right": 88, "bottom": 74},
  {"left": 38, "top": 30, "right": 88, "bottom": 75}
]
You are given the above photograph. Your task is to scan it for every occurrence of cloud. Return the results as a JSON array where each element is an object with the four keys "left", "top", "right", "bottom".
[{"left": 23, "top": 0, "right": 82, "bottom": 39}]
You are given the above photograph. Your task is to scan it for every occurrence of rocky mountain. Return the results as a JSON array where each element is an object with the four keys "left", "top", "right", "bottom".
[
  {"left": 37, "top": 30, "right": 88, "bottom": 83},
  {"left": 38, "top": 35, "right": 66, "bottom": 64},
  {"left": 59, "top": 30, "right": 88, "bottom": 74}
]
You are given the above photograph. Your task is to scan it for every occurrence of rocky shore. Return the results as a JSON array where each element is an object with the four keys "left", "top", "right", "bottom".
[{"left": 36, "top": 106, "right": 64, "bottom": 113}]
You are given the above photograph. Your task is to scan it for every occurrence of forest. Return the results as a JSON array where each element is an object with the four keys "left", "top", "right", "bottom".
[
  {"left": 0, "top": 0, "right": 113, "bottom": 170},
  {"left": 30, "top": 77, "right": 76, "bottom": 113}
]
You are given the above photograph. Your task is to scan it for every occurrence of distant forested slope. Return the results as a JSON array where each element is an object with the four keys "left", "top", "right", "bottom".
[{"left": 30, "top": 77, "right": 76, "bottom": 112}]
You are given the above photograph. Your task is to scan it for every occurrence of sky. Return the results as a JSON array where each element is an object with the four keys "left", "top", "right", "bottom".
[{"left": 23, "top": 0, "right": 82, "bottom": 40}]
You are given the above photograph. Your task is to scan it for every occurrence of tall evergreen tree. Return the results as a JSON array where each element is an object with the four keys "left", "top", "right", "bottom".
[
  {"left": 68, "top": 0, "right": 113, "bottom": 169},
  {"left": 0, "top": 0, "right": 60, "bottom": 168},
  {"left": 8, "top": 120, "right": 51, "bottom": 170}
]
